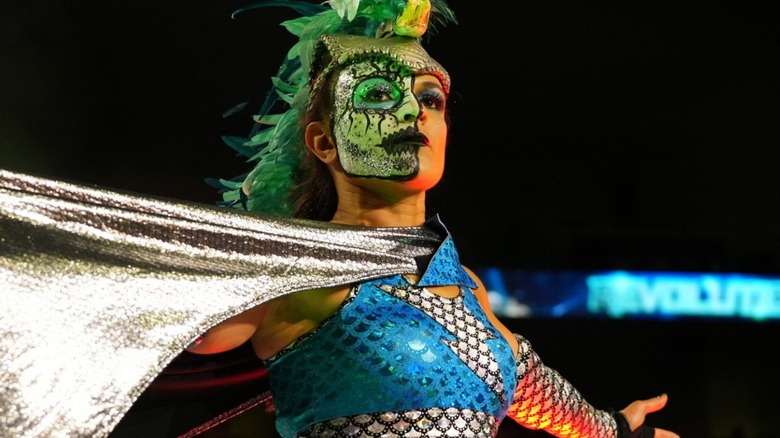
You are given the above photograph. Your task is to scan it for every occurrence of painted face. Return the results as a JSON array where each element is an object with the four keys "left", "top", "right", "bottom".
[{"left": 331, "top": 59, "right": 437, "bottom": 180}]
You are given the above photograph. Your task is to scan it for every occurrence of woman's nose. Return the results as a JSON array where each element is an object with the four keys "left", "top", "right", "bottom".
[{"left": 399, "top": 96, "right": 422, "bottom": 123}]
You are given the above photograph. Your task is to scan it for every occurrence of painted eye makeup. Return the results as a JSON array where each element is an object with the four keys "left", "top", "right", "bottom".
[
  {"left": 416, "top": 88, "right": 446, "bottom": 111},
  {"left": 352, "top": 77, "right": 402, "bottom": 111}
]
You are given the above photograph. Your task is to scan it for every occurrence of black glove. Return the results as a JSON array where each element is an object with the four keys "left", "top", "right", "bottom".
[{"left": 612, "top": 411, "right": 655, "bottom": 438}]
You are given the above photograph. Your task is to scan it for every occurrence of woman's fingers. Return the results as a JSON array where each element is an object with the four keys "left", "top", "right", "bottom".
[
  {"left": 620, "top": 394, "right": 672, "bottom": 433},
  {"left": 642, "top": 393, "right": 669, "bottom": 414}
]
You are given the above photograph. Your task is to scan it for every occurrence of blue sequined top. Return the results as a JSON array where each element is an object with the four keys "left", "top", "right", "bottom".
[{"left": 265, "top": 219, "right": 517, "bottom": 437}]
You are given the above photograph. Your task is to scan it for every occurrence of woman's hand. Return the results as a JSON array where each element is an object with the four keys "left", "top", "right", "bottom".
[{"left": 620, "top": 393, "right": 680, "bottom": 437}]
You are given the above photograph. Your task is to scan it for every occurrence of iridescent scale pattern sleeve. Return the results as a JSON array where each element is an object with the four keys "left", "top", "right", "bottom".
[{"left": 508, "top": 334, "right": 618, "bottom": 438}]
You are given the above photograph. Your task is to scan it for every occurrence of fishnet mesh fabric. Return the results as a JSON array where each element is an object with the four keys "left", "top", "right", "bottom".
[
  {"left": 296, "top": 408, "right": 498, "bottom": 437},
  {"left": 507, "top": 334, "right": 617, "bottom": 438}
]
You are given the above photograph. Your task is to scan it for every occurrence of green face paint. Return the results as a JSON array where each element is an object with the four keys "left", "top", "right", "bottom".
[{"left": 331, "top": 59, "right": 427, "bottom": 180}]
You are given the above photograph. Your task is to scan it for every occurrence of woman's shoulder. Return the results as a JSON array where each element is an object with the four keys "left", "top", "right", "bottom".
[{"left": 252, "top": 285, "right": 352, "bottom": 359}]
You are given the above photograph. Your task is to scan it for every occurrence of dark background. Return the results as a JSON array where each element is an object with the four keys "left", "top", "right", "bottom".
[{"left": 2, "top": 1, "right": 778, "bottom": 437}]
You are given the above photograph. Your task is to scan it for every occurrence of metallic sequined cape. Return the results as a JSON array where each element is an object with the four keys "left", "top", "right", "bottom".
[{"left": 0, "top": 169, "right": 441, "bottom": 438}]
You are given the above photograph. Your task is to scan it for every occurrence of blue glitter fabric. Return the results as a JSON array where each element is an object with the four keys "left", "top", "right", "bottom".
[
  {"left": 265, "top": 226, "right": 517, "bottom": 437},
  {"left": 418, "top": 235, "right": 477, "bottom": 289}
]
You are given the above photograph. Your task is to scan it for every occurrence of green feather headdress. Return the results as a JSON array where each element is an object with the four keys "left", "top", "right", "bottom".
[{"left": 207, "top": 0, "right": 456, "bottom": 215}]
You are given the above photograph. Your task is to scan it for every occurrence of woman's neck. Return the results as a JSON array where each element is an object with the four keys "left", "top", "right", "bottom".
[{"left": 329, "top": 179, "right": 427, "bottom": 227}]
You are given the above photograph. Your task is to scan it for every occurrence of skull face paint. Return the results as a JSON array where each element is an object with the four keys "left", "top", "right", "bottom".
[{"left": 332, "top": 59, "right": 428, "bottom": 180}]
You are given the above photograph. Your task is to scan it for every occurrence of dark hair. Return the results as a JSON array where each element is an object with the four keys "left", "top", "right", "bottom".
[
  {"left": 290, "top": 152, "right": 337, "bottom": 220},
  {"left": 289, "top": 52, "right": 340, "bottom": 221}
]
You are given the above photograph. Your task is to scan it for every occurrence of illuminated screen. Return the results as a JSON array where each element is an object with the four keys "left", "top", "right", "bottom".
[{"left": 476, "top": 268, "right": 780, "bottom": 322}]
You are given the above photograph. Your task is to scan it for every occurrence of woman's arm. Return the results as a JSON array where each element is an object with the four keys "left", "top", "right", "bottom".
[
  {"left": 463, "top": 265, "right": 679, "bottom": 438},
  {"left": 186, "top": 303, "right": 268, "bottom": 355},
  {"left": 188, "top": 285, "right": 352, "bottom": 358}
]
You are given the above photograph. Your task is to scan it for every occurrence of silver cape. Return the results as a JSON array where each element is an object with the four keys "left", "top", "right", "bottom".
[{"left": 0, "top": 169, "right": 441, "bottom": 437}]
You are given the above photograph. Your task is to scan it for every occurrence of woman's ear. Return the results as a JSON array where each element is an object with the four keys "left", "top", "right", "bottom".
[{"left": 305, "top": 121, "right": 338, "bottom": 164}]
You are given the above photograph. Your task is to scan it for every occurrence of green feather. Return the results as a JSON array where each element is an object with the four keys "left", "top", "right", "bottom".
[{"left": 213, "top": 0, "right": 456, "bottom": 215}]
